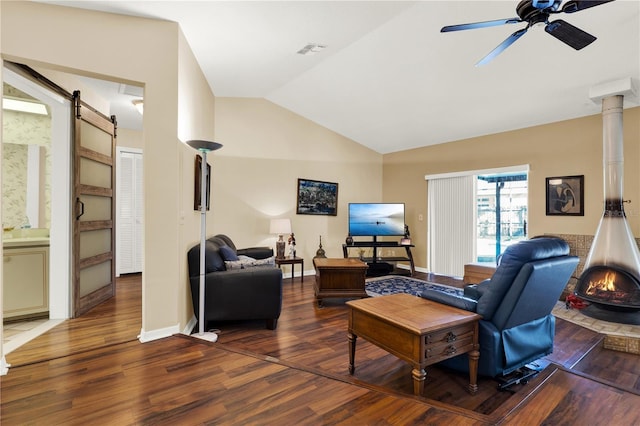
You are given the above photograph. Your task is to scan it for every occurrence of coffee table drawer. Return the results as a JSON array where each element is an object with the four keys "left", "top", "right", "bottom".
[
  {"left": 424, "top": 325, "right": 476, "bottom": 362},
  {"left": 425, "top": 324, "right": 475, "bottom": 345}
]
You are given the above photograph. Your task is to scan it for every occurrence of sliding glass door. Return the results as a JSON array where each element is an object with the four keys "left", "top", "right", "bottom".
[{"left": 476, "top": 173, "right": 528, "bottom": 263}]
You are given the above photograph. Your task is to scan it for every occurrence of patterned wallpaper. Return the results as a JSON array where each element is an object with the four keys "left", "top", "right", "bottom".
[
  {"left": 2, "top": 85, "right": 52, "bottom": 230},
  {"left": 2, "top": 143, "right": 29, "bottom": 229}
]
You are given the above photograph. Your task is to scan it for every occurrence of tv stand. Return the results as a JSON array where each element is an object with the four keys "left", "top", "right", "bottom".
[{"left": 342, "top": 238, "right": 415, "bottom": 277}]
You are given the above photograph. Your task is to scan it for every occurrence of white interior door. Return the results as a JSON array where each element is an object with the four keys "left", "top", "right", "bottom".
[{"left": 116, "top": 147, "right": 143, "bottom": 275}]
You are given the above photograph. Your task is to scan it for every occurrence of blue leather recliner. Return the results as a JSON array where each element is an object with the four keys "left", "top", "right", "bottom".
[{"left": 420, "top": 237, "right": 579, "bottom": 378}]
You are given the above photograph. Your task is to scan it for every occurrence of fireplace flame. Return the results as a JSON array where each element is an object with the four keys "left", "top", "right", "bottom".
[{"left": 586, "top": 271, "right": 617, "bottom": 295}]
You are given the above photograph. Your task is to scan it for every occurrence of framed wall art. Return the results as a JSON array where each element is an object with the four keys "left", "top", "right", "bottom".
[
  {"left": 546, "top": 175, "right": 584, "bottom": 216},
  {"left": 194, "top": 154, "right": 211, "bottom": 211},
  {"left": 296, "top": 178, "right": 338, "bottom": 216}
]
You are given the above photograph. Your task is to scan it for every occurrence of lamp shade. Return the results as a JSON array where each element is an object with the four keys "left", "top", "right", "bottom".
[{"left": 270, "top": 218, "right": 291, "bottom": 235}]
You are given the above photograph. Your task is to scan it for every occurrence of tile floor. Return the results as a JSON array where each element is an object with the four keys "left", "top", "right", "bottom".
[{"left": 2, "top": 318, "right": 64, "bottom": 355}]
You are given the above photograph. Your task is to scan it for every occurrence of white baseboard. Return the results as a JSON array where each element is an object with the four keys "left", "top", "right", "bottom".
[
  {"left": 0, "top": 356, "right": 9, "bottom": 376},
  {"left": 138, "top": 324, "right": 180, "bottom": 343},
  {"left": 395, "top": 263, "right": 429, "bottom": 274},
  {"left": 183, "top": 315, "right": 197, "bottom": 335},
  {"left": 414, "top": 265, "right": 429, "bottom": 274}
]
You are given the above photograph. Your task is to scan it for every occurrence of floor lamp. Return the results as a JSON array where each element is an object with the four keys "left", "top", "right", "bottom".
[{"left": 186, "top": 139, "right": 223, "bottom": 342}]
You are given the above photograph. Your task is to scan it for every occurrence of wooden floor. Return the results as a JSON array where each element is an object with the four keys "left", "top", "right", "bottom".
[{"left": 2, "top": 271, "right": 640, "bottom": 425}]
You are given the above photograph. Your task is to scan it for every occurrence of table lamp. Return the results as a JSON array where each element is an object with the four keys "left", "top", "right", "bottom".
[
  {"left": 270, "top": 218, "right": 291, "bottom": 259},
  {"left": 186, "top": 139, "right": 222, "bottom": 343}
]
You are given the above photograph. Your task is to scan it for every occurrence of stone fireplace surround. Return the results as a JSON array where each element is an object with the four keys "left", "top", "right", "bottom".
[{"left": 549, "top": 233, "right": 640, "bottom": 355}]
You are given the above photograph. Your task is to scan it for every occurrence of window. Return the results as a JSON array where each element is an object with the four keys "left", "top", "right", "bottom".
[
  {"left": 426, "top": 165, "right": 528, "bottom": 276},
  {"left": 476, "top": 173, "right": 528, "bottom": 263}
]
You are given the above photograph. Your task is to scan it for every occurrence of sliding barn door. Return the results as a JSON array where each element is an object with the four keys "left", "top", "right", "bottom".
[{"left": 72, "top": 91, "right": 117, "bottom": 317}]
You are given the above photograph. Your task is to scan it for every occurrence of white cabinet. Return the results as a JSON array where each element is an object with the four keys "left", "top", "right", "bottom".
[{"left": 3, "top": 244, "right": 49, "bottom": 319}]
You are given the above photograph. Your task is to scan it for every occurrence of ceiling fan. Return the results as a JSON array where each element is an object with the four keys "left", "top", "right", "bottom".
[{"left": 442, "top": 0, "right": 615, "bottom": 66}]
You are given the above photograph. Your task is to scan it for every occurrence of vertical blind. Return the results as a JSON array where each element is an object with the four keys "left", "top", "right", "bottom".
[{"left": 427, "top": 175, "right": 475, "bottom": 277}]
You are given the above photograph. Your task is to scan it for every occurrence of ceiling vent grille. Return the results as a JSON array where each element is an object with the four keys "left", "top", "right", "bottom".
[{"left": 297, "top": 43, "right": 327, "bottom": 55}]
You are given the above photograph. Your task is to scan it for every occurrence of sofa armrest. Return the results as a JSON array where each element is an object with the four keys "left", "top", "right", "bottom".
[
  {"left": 420, "top": 289, "right": 478, "bottom": 312},
  {"left": 237, "top": 247, "right": 274, "bottom": 260}
]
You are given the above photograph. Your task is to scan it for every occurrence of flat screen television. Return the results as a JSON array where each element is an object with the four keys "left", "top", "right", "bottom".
[{"left": 348, "top": 203, "right": 405, "bottom": 237}]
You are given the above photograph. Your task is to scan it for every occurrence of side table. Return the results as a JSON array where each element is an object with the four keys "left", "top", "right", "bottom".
[
  {"left": 463, "top": 262, "right": 496, "bottom": 284},
  {"left": 275, "top": 256, "right": 304, "bottom": 283}
]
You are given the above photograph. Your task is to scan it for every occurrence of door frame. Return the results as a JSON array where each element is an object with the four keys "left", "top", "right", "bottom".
[{"left": 2, "top": 67, "right": 72, "bottom": 319}]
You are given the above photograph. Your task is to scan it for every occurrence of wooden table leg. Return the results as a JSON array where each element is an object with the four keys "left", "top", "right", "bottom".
[
  {"left": 467, "top": 323, "right": 479, "bottom": 394},
  {"left": 348, "top": 332, "right": 357, "bottom": 374},
  {"left": 467, "top": 347, "right": 479, "bottom": 394},
  {"left": 411, "top": 367, "right": 426, "bottom": 396}
]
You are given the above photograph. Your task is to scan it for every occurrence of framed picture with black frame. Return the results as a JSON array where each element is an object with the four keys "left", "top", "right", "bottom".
[
  {"left": 546, "top": 175, "right": 584, "bottom": 216},
  {"left": 296, "top": 178, "right": 338, "bottom": 216},
  {"left": 194, "top": 154, "right": 211, "bottom": 211}
]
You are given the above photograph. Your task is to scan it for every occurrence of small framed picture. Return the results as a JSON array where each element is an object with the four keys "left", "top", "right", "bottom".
[
  {"left": 296, "top": 178, "right": 338, "bottom": 216},
  {"left": 546, "top": 175, "right": 584, "bottom": 216},
  {"left": 194, "top": 154, "right": 211, "bottom": 211}
]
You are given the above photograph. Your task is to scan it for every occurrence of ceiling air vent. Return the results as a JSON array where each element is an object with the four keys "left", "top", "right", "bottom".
[{"left": 297, "top": 43, "right": 327, "bottom": 56}]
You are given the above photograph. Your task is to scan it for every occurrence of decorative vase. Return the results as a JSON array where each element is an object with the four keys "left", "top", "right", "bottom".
[{"left": 315, "top": 235, "right": 327, "bottom": 258}]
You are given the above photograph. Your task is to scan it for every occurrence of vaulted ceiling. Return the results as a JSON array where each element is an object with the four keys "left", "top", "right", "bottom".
[{"left": 42, "top": 1, "right": 639, "bottom": 153}]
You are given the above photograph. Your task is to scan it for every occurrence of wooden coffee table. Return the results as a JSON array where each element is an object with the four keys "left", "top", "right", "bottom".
[
  {"left": 347, "top": 293, "right": 481, "bottom": 396},
  {"left": 313, "top": 258, "right": 368, "bottom": 306}
]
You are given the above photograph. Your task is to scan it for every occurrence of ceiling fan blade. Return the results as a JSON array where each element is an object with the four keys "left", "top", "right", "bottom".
[
  {"left": 545, "top": 19, "right": 596, "bottom": 50},
  {"left": 476, "top": 27, "right": 528, "bottom": 66},
  {"left": 561, "top": 0, "right": 615, "bottom": 14},
  {"left": 441, "top": 18, "right": 521, "bottom": 33}
]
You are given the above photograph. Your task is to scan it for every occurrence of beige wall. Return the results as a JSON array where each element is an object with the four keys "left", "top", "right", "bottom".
[
  {"left": 212, "top": 98, "right": 383, "bottom": 261},
  {"left": 0, "top": 1, "right": 212, "bottom": 337},
  {"left": 383, "top": 107, "right": 640, "bottom": 270},
  {"left": 177, "top": 30, "right": 216, "bottom": 143},
  {"left": 117, "top": 129, "right": 144, "bottom": 150}
]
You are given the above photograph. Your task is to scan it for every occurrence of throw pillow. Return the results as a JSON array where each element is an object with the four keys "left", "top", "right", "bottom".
[
  {"left": 251, "top": 256, "right": 276, "bottom": 267},
  {"left": 224, "top": 260, "right": 245, "bottom": 270},
  {"left": 219, "top": 245, "right": 239, "bottom": 261},
  {"left": 224, "top": 256, "right": 276, "bottom": 270}
]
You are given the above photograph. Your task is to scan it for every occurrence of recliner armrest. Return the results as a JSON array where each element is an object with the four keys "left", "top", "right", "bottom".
[
  {"left": 464, "top": 285, "right": 481, "bottom": 300},
  {"left": 464, "top": 279, "right": 491, "bottom": 300},
  {"left": 420, "top": 289, "right": 478, "bottom": 312},
  {"left": 237, "top": 247, "right": 273, "bottom": 260}
]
